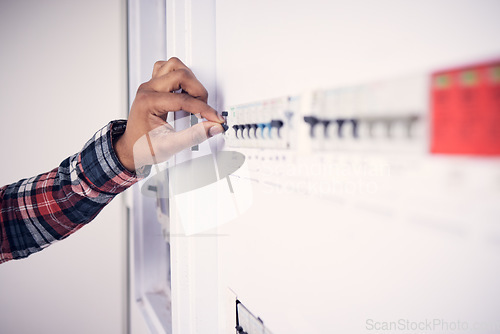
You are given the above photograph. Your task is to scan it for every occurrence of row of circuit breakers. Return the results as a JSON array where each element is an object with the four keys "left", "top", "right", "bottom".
[{"left": 223, "top": 59, "right": 500, "bottom": 155}]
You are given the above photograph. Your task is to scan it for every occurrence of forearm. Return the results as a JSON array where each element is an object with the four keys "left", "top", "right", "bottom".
[
  {"left": 0, "top": 121, "right": 138, "bottom": 264},
  {"left": 0, "top": 58, "right": 223, "bottom": 264}
]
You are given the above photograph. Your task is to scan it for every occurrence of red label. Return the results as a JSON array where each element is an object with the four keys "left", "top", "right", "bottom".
[{"left": 430, "top": 60, "right": 500, "bottom": 155}]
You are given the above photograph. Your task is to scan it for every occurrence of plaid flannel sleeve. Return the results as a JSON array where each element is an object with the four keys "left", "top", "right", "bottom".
[{"left": 0, "top": 120, "right": 139, "bottom": 264}]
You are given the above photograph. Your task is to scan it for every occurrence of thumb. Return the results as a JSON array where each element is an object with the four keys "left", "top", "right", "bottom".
[
  {"left": 159, "top": 121, "right": 224, "bottom": 154},
  {"left": 132, "top": 121, "right": 224, "bottom": 168}
]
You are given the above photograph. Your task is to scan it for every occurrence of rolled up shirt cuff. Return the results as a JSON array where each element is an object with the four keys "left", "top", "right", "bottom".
[{"left": 79, "top": 120, "right": 140, "bottom": 194}]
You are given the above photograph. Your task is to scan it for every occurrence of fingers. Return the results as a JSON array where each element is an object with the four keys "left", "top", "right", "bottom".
[
  {"left": 152, "top": 57, "right": 191, "bottom": 78},
  {"left": 139, "top": 90, "right": 223, "bottom": 123},
  {"left": 149, "top": 57, "right": 208, "bottom": 103},
  {"left": 147, "top": 69, "right": 209, "bottom": 102},
  {"left": 124, "top": 57, "right": 224, "bottom": 170}
]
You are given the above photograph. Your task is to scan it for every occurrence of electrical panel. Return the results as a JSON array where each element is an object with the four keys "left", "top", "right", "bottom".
[{"left": 218, "top": 64, "right": 500, "bottom": 333}]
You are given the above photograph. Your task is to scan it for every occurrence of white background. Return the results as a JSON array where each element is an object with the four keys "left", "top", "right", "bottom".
[
  {"left": 0, "top": 0, "right": 136, "bottom": 333},
  {"left": 216, "top": 0, "right": 500, "bottom": 107}
]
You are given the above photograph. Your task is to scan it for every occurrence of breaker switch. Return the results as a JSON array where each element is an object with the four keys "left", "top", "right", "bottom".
[
  {"left": 271, "top": 119, "right": 284, "bottom": 138},
  {"left": 351, "top": 119, "right": 359, "bottom": 138},
  {"left": 244, "top": 124, "right": 253, "bottom": 138},
  {"left": 237, "top": 125, "right": 246, "bottom": 139},
  {"left": 406, "top": 115, "right": 419, "bottom": 138},
  {"left": 320, "top": 119, "right": 331, "bottom": 138},
  {"left": 304, "top": 116, "right": 320, "bottom": 137},
  {"left": 250, "top": 124, "right": 258, "bottom": 138},
  {"left": 336, "top": 119, "right": 346, "bottom": 138},
  {"left": 257, "top": 123, "right": 266, "bottom": 139}
]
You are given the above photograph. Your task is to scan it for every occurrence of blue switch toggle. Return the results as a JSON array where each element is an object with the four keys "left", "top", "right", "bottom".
[
  {"left": 258, "top": 123, "right": 272, "bottom": 138},
  {"left": 257, "top": 123, "right": 266, "bottom": 138},
  {"left": 265, "top": 123, "right": 272, "bottom": 138}
]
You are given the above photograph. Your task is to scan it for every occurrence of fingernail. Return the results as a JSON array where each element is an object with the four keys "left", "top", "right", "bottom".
[
  {"left": 217, "top": 113, "right": 225, "bottom": 122},
  {"left": 209, "top": 125, "right": 223, "bottom": 137}
]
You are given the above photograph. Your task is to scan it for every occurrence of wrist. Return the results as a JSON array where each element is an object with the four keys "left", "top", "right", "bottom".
[
  {"left": 110, "top": 121, "right": 136, "bottom": 172},
  {"left": 114, "top": 135, "right": 135, "bottom": 172}
]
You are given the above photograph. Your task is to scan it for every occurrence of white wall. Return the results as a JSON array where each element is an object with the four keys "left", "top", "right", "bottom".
[
  {"left": 0, "top": 0, "right": 129, "bottom": 333},
  {"left": 216, "top": 0, "right": 500, "bottom": 106}
]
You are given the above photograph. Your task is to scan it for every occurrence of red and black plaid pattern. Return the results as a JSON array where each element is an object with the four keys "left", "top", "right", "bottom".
[{"left": 0, "top": 121, "right": 138, "bottom": 264}]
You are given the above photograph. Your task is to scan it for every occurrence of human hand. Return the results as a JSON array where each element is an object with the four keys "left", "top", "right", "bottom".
[{"left": 114, "top": 57, "right": 225, "bottom": 172}]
